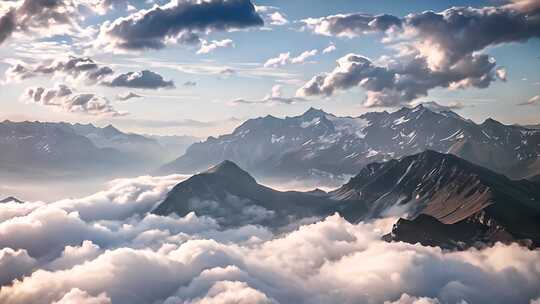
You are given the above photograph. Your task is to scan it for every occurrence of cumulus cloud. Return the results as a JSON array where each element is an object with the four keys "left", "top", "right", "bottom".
[
  {"left": 264, "top": 49, "right": 318, "bottom": 67},
  {"left": 230, "top": 84, "right": 306, "bottom": 105},
  {"left": 255, "top": 5, "right": 288, "bottom": 26},
  {"left": 102, "top": 70, "right": 175, "bottom": 89},
  {"left": 4, "top": 56, "right": 114, "bottom": 85},
  {"left": 22, "top": 84, "right": 126, "bottom": 116},
  {"left": 183, "top": 81, "right": 197, "bottom": 87},
  {"left": 116, "top": 92, "right": 142, "bottom": 101},
  {"left": 0, "top": 9, "right": 16, "bottom": 45},
  {"left": 98, "top": 0, "right": 263, "bottom": 51},
  {"left": 4, "top": 56, "right": 175, "bottom": 90},
  {"left": 322, "top": 43, "right": 336, "bottom": 54},
  {"left": 0, "top": 0, "right": 103, "bottom": 44},
  {"left": 269, "top": 11, "right": 288, "bottom": 26},
  {"left": 298, "top": 2, "right": 540, "bottom": 106},
  {"left": 518, "top": 95, "right": 540, "bottom": 106},
  {"left": 0, "top": 248, "right": 37, "bottom": 286},
  {"left": 302, "top": 13, "right": 402, "bottom": 38},
  {"left": 297, "top": 51, "right": 504, "bottom": 107},
  {"left": 197, "top": 39, "right": 234, "bottom": 54},
  {"left": 52, "top": 288, "right": 111, "bottom": 304}
]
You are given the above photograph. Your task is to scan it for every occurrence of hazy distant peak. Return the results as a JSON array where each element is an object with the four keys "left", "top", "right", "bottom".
[{"left": 0, "top": 196, "right": 24, "bottom": 204}]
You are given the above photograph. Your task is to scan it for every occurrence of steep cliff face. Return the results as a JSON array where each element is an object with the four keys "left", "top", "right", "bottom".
[{"left": 332, "top": 150, "right": 540, "bottom": 248}]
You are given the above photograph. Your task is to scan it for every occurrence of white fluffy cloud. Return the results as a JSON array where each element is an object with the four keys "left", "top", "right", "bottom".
[
  {"left": 52, "top": 288, "right": 111, "bottom": 304},
  {"left": 264, "top": 49, "right": 318, "bottom": 68},
  {"left": 0, "top": 175, "right": 539, "bottom": 304},
  {"left": 22, "top": 84, "right": 126, "bottom": 117},
  {"left": 197, "top": 39, "right": 235, "bottom": 54}
]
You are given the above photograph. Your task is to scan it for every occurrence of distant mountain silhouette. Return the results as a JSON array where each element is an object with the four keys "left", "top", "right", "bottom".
[{"left": 0, "top": 120, "right": 197, "bottom": 178}]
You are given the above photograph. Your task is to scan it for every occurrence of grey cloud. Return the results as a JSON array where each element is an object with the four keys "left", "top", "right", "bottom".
[
  {"left": 302, "top": 13, "right": 401, "bottom": 37},
  {"left": 5, "top": 56, "right": 174, "bottom": 90},
  {"left": 298, "top": 51, "right": 503, "bottom": 107},
  {"left": 102, "top": 70, "right": 175, "bottom": 89},
  {"left": 0, "top": 0, "right": 102, "bottom": 44},
  {"left": 0, "top": 10, "right": 16, "bottom": 45},
  {"left": 52, "top": 288, "right": 111, "bottom": 304},
  {"left": 0, "top": 248, "right": 37, "bottom": 286},
  {"left": 299, "top": 3, "right": 540, "bottom": 106},
  {"left": 5, "top": 56, "right": 114, "bottom": 85},
  {"left": 99, "top": 0, "right": 263, "bottom": 51},
  {"left": 518, "top": 95, "right": 540, "bottom": 106},
  {"left": 116, "top": 92, "right": 142, "bottom": 101},
  {"left": 232, "top": 85, "right": 306, "bottom": 105},
  {"left": 23, "top": 84, "right": 126, "bottom": 117},
  {"left": 183, "top": 81, "right": 197, "bottom": 87}
]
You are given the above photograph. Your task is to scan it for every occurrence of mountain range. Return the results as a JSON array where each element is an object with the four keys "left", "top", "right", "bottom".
[
  {"left": 0, "top": 120, "right": 198, "bottom": 179},
  {"left": 153, "top": 151, "right": 540, "bottom": 249},
  {"left": 160, "top": 105, "right": 540, "bottom": 186}
]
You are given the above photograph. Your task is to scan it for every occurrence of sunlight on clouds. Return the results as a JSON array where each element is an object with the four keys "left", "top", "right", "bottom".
[{"left": 0, "top": 174, "right": 538, "bottom": 303}]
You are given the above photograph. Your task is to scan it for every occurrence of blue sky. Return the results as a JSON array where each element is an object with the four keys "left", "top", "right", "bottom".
[{"left": 0, "top": 0, "right": 539, "bottom": 137}]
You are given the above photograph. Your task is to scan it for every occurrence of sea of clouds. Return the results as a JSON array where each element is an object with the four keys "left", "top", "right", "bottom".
[{"left": 0, "top": 174, "right": 539, "bottom": 304}]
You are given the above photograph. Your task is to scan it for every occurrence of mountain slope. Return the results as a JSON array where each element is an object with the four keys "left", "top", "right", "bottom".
[
  {"left": 161, "top": 105, "right": 540, "bottom": 184},
  {"left": 155, "top": 153, "right": 540, "bottom": 248},
  {"left": 332, "top": 150, "right": 540, "bottom": 248},
  {"left": 153, "top": 160, "right": 347, "bottom": 228}
]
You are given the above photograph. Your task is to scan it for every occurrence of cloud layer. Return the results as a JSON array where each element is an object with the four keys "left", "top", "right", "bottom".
[{"left": 0, "top": 174, "right": 539, "bottom": 304}]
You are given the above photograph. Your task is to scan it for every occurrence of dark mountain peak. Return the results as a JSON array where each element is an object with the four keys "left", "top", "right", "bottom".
[
  {"left": 301, "top": 107, "right": 328, "bottom": 118},
  {"left": 409, "top": 149, "right": 453, "bottom": 162},
  {"left": 204, "top": 160, "right": 256, "bottom": 183},
  {"left": 482, "top": 117, "right": 502, "bottom": 126},
  {"left": 0, "top": 196, "right": 24, "bottom": 204},
  {"left": 101, "top": 124, "right": 123, "bottom": 137},
  {"left": 103, "top": 124, "right": 120, "bottom": 132},
  {"left": 263, "top": 114, "right": 278, "bottom": 120}
]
